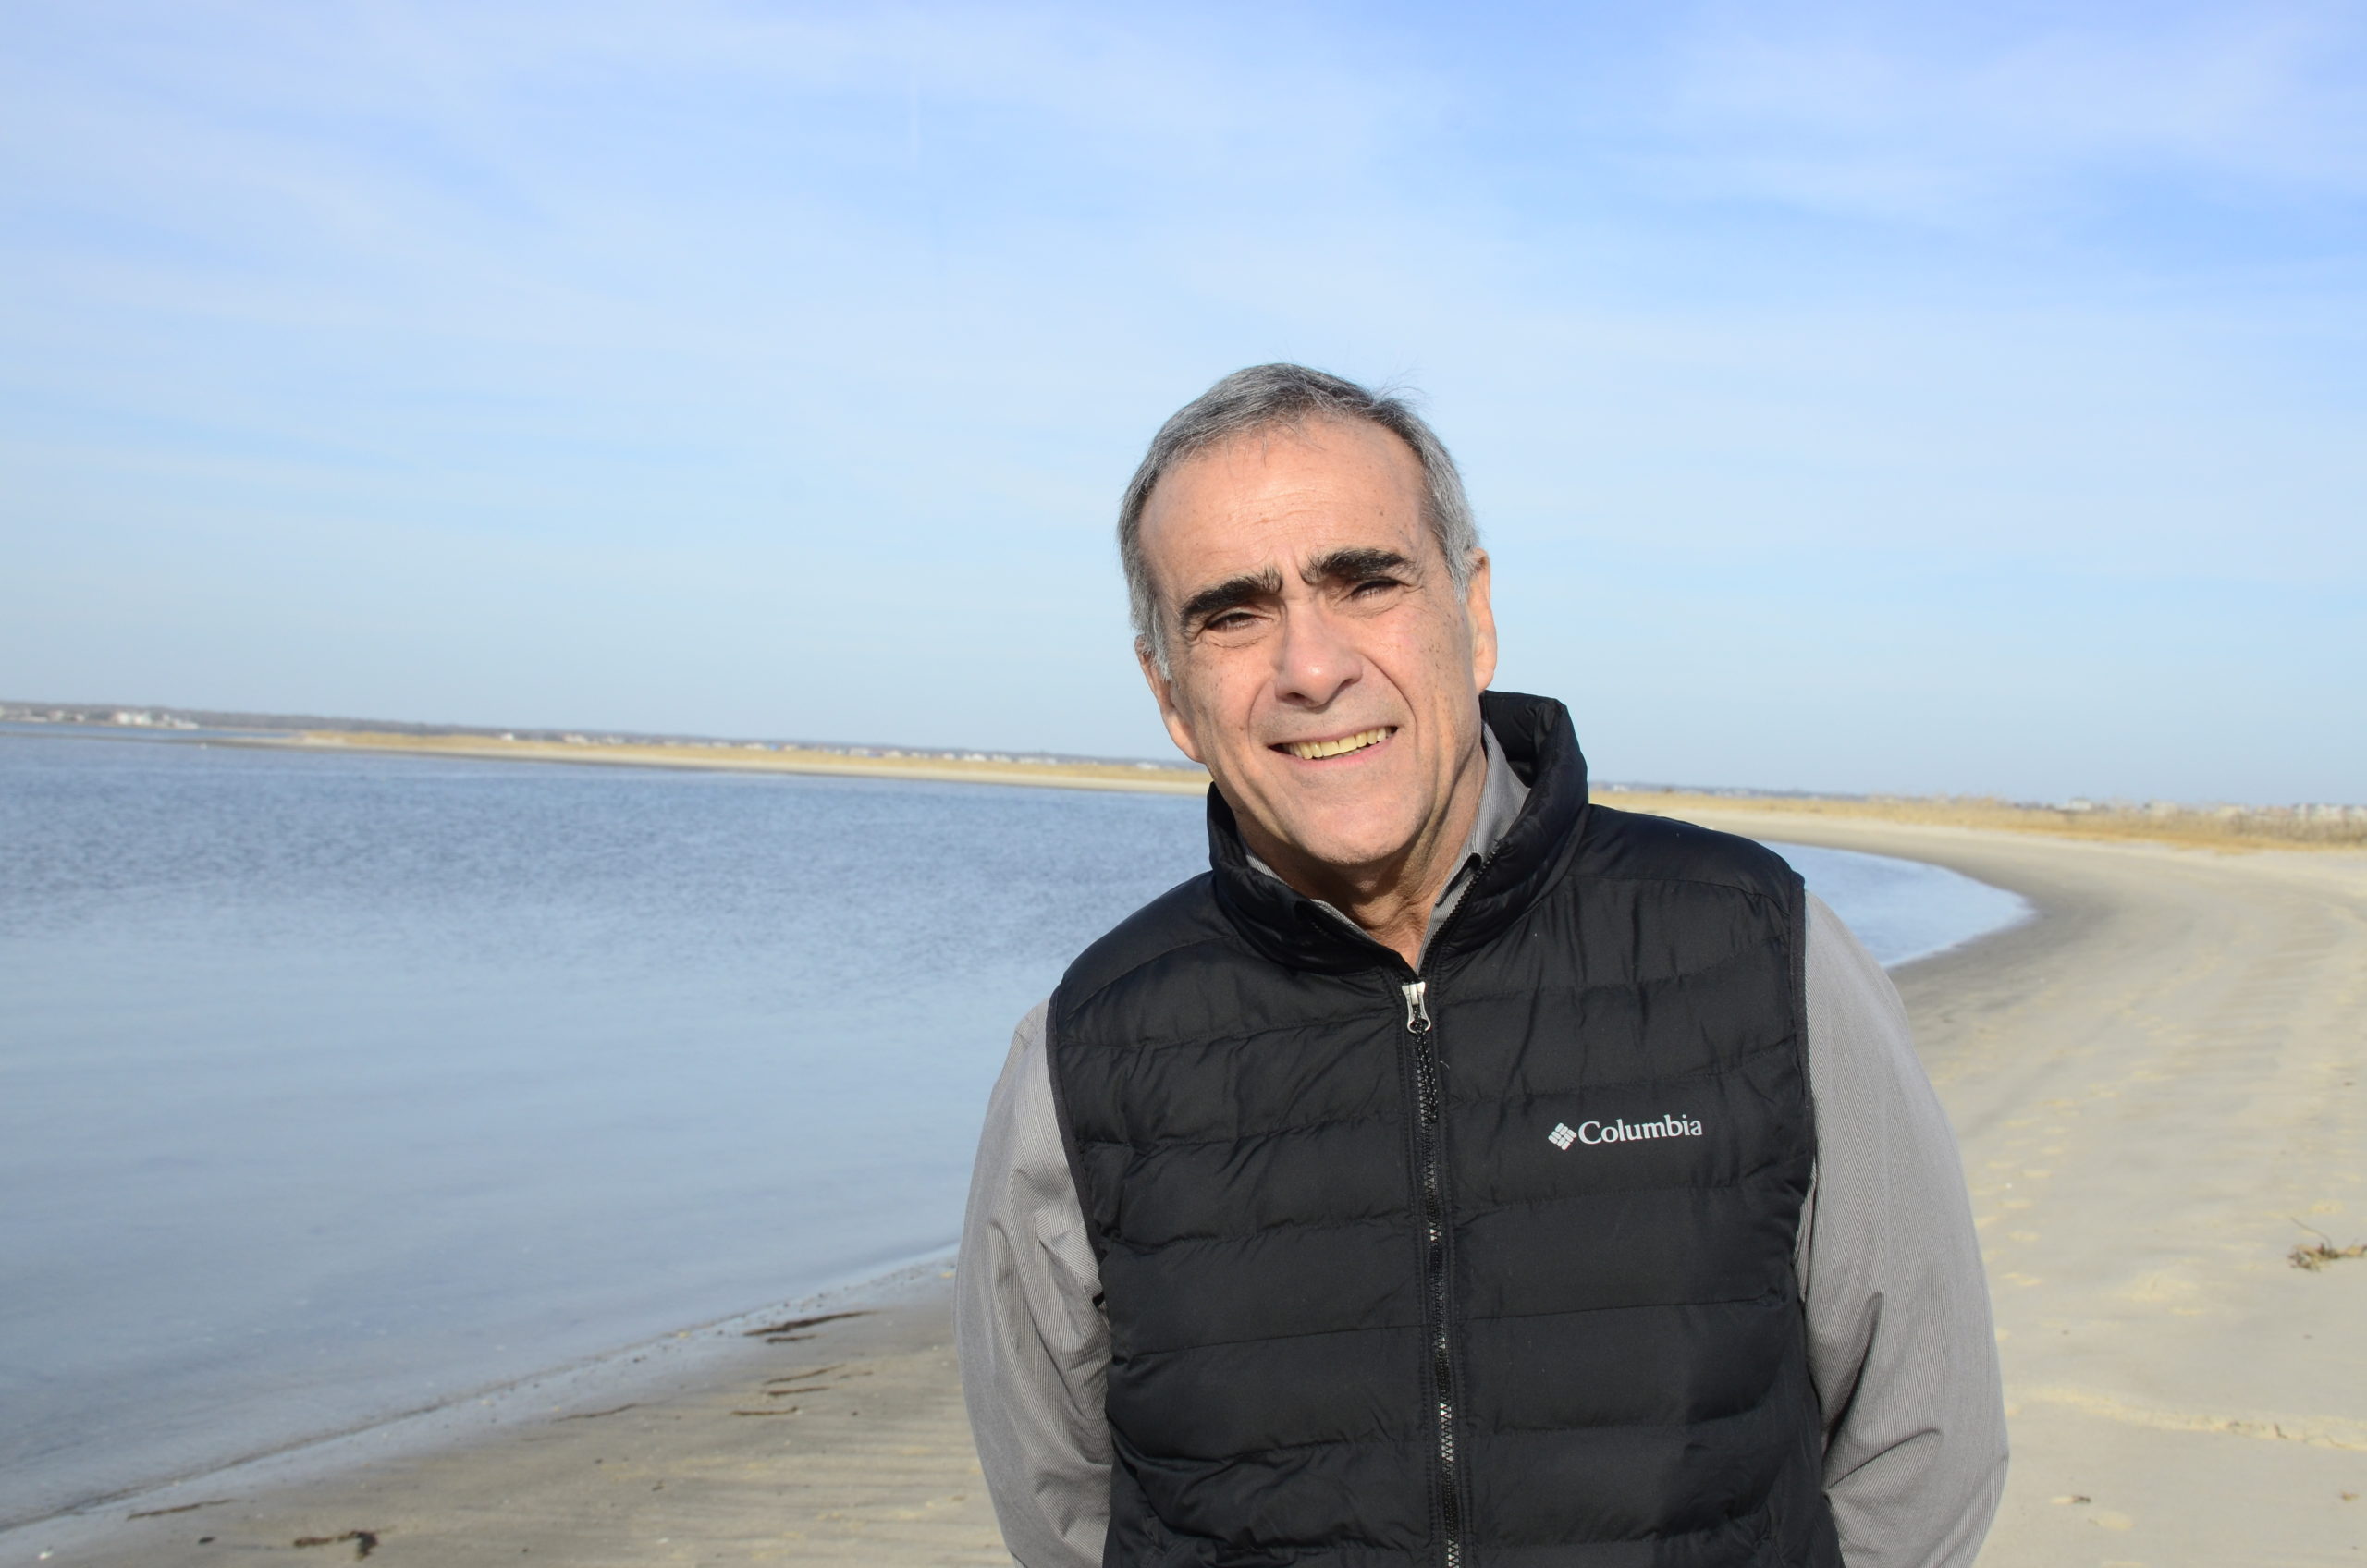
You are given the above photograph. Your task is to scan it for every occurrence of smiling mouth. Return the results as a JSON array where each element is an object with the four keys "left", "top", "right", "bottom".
[{"left": 1278, "top": 727, "right": 1395, "bottom": 762}]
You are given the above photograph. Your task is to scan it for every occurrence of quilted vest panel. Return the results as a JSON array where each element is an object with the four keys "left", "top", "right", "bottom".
[{"left": 1049, "top": 692, "right": 1840, "bottom": 1568}]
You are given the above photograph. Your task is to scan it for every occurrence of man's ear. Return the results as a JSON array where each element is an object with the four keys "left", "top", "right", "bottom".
[
  {"left": 1136, "top": 638, "right": 1207, "bottom": 765},
  {"left": 1463, "top": 548, "right": 1499, "bottom": 693}
]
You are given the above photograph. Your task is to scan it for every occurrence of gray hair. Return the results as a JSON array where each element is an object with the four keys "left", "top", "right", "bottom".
[{"left": 1118, "top": 363, "right": 1479, "bottom": 672}]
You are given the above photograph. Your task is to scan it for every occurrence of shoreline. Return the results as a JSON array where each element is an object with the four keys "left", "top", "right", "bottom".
[
  {"left": 15, "top": 820, "right": 2366, "bottom": 1565},
  {"left": 3, "top": 1255, "right": 981, "bottom": 1563},
  {"left": 13, "top": 722, "right": 2357, "bottom": 852},
  {"left": 259, "top": 736, "right": 2367, "bottom": 849}
]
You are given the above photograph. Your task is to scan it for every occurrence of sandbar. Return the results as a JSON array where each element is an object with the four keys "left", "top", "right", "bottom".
[{"left": 271, "top": 730, "right": 1211, "bottom": 796}]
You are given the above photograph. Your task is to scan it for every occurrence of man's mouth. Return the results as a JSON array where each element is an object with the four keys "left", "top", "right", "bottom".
[{"left": 1277, "top": 727, "right": 1394, "bottom": 762}]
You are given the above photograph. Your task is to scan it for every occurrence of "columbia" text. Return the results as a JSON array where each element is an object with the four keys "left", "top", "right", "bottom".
[{"left": 1548, "top": 1115, "right": 1703, "bottom": 1149}]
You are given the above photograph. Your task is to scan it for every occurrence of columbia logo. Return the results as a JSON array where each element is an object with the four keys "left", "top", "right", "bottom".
[{"left": 1549, "top": 1115, "right": 1704, "bottom": 1148}]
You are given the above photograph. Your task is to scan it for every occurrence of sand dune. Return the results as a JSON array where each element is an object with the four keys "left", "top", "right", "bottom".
[{"left": 18, "top": 820, "right": 2365, "bottom": 1567}]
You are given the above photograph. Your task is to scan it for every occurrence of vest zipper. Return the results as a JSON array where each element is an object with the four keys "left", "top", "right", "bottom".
[{"left": 1401, "top": 978, "right": 1462, "bottom": 1568}]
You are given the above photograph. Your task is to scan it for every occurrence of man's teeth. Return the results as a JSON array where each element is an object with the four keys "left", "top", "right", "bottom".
[{"left": 1284, "top": 728, "right": 1392, "bottom": 761}]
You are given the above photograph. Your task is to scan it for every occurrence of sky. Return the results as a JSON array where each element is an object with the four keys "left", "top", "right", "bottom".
[{"left": 3, "top": 1, "right": 2361, "bottom": 803}]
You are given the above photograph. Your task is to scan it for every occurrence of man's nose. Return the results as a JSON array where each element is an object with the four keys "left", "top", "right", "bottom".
[{"left": 1271, "top": 600, "right": 1361, "bottom": 708}]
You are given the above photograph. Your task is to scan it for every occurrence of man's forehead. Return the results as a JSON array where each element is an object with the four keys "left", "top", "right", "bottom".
[{"left": 1139, "top": 419, "right": 1429, "bottom": 582}]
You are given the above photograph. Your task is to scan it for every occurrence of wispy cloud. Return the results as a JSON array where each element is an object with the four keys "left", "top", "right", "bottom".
[
  {"left": 1, "top": 1, "right": 2360, "bottom": 799},
  {"left": 1648, "top": 4, "right": 2367, "bottom": 227}
]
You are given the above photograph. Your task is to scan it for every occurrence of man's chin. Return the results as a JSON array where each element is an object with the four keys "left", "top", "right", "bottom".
[
  {"left": 1245, "top": 805, "right": 1424, "bottom": 882},
  {"left": 1215, "top": 758, "right": 1427, "bottom": 864}
]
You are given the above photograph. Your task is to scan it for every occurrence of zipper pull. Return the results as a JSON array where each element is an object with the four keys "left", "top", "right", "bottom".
[{"left": 1401, "top": 980, "right": 1432, "bottom": 1035}]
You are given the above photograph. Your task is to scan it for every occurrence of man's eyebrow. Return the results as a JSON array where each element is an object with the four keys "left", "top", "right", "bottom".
[
  {"left": 1177, "top": 567, "right": 1285, "bottom": 632},
  {"left": 1303, "top": 547, "right": 1417, "bottom": 585}
]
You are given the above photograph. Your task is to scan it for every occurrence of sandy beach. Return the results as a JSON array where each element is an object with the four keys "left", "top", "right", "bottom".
[
  {"left": 1680, "top": 813, "right": 2367, "bottom": 1567},
  {"left": 15, "top": 816, "right": 2365, "bottom": 1567},
  {"left": 10, "top": 1267, "right": 1011, "bottom": 1568}
]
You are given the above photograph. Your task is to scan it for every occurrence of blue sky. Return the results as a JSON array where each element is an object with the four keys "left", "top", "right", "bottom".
[{"left": 4, "top": 2, "right": 2361, "bottom": 802}]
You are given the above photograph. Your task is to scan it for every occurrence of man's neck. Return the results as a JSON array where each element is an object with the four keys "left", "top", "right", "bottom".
[{"left": 1242, "top": 738, "right": 1489, "bottom": 968}]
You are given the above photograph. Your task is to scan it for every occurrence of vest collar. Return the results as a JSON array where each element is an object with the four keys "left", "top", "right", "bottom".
[{"left": 1205, "top": 691, "right": 1591, "bottom": 974}]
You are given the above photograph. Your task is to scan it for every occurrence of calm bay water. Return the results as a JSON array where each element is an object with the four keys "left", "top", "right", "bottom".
[{"left": 0, "top": 729, "right": 2025, "bottom": 1524}]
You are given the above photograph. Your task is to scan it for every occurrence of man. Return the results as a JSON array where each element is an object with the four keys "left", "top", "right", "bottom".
[{"left": 957, "top": 364, "right": 2005, "bottom": 1567}]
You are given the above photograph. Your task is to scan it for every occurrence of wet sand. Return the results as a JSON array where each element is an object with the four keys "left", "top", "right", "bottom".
[
  {"left": 15, "top": 821, "right": 2365, "bottom": 1567},
  {"left": 9, "top": 1268, "right": 1008, "bottom": 1567}
]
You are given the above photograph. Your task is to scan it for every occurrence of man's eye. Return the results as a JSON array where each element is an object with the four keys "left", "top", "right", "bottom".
[{"left": 1350, "top": 577, "right": 1402, "bottom": 596}]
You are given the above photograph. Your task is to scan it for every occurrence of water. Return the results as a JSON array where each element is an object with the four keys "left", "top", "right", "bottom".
[
  {"left": 1768, "top": 839, "right": 2029, "bottom": 968},
  {"left": 0, "top": 729, "right": 2024, "bottom": 1525}
]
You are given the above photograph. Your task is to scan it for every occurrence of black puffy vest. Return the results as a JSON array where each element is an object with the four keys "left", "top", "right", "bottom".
[{"left": 1049, "top": 692, "right": 1839, "bottom": 1568}]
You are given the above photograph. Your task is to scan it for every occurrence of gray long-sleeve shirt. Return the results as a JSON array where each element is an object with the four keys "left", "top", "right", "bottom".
[{"left": 956, "top": 741, "right": 2006, "bottom": 1568}]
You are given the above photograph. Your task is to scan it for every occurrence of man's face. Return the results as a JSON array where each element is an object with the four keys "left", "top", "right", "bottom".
[{"left": 1134, "top": 416, "right": 1497, "bottom": 880}]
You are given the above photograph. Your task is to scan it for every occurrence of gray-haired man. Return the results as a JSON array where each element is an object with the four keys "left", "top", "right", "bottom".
[{"left": 958, "top": 364, "right": 2005, "bottom": 1567}]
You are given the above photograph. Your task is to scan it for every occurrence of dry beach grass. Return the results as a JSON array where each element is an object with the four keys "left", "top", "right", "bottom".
[
  {"left": 1607, "top": 787, "right": 2367, "bottom": 851},
  {"left": 14, "top": 802, "right": 2365, "bottom": 1567}
]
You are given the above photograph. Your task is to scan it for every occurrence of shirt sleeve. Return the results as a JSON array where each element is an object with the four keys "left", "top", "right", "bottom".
[
  {"left": 1797, "top": 894, "right": 2009, "bottom": 1568},
  {"left": 954, "top": 1001, "right": 1113, "bottom": 1568}
]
